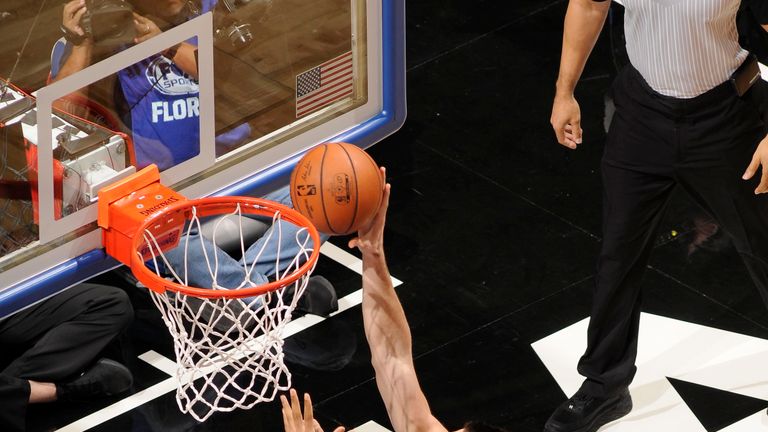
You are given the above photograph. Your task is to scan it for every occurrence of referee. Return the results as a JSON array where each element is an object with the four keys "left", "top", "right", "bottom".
[{"left": 547, "top": 1, "right": 768, "bottom": 432}]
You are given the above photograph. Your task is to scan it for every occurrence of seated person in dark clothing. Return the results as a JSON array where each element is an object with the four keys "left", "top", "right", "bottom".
[{"left": 0, "top": 283, "right": 134, "bottom": 431}]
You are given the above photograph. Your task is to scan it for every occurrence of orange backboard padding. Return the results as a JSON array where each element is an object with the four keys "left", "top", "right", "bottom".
[{"left": 98, "top": 165, "right": 186, "bottom": 267}]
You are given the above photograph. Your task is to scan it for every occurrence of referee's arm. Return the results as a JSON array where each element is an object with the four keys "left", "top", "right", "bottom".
[
  {"left": 743, "top": 0, "right": 768, "bottom": 194},
  {"left": 551, "top": 0, "right": 611, "bottom": 149}
]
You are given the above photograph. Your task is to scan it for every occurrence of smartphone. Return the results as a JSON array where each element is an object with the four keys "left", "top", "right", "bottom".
[{"left": 731, "top": 54, "right": 761, "bottom": 97}]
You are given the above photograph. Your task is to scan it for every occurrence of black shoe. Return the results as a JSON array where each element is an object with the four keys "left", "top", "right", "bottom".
[
  {"left": 295, "top": 276, "right": 338, "bottom": 317},
  {"left": 543, "top": 388, "right": 632, "bottom": 432},
  {"left": 57, "top": 358, "right": 133, "bottom": 401}
]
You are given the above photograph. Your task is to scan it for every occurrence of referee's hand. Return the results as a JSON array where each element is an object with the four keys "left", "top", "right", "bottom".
[
  {"left": 551, "top": 93, "right": 583, "bottom": 149},
  {"left": 742, "top": 134, "right": 768, "bottom": 194}
]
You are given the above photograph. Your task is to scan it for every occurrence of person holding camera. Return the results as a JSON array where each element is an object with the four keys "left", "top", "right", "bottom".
[
  {"left": 52, "top": 0, "right": 250, "bottom": 170},
  {"left": 546, "top": 1, "right": 768, "bottom": 432},
  {"left": 52, "top": 0, "right": 341, "bottom": 354}
]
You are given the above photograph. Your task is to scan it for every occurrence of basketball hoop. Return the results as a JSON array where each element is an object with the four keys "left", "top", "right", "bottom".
[{"left": 98, "top": 165, "right": 321, "bottom": 422}]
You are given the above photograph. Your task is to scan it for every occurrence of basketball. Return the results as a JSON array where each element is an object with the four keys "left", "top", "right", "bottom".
[{"left": 290, "top": 142, "right": 383, "bottom": 235}]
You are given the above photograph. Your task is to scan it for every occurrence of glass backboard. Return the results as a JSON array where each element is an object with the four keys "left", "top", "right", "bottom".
[{"left": 0, "top": 0, "right": 405, "bottom": 318}]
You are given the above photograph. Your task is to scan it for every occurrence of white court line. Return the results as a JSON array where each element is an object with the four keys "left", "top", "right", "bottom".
[
  {"left": 137, "top": 350, "right": 176, "bottom": 376},
  {"left": 533, "top": 313, "right": 768, "bottom": 432},
  {"left": 321, "top": 242, "right": 365, "bottom": 272},
  {"left": 319, "top": 242, "right": 403, "bottom": 287},
  {"left": 351, "top": 421, "right": 393, "bottom": 431},
  {"left": 57, "top": 378, "right": 178, "bottom": 432},
  {"left": 57, "top": 244, "right": 403, "bottom": 431}
]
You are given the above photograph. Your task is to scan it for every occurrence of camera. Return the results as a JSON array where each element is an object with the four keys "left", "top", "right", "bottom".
[
  {"left": 80, "top": 0, "right": 136, "bottom": 46},
  {"left": 213, "top": 0, "right": 256, "bottom": 50},
  {"left": 219, "top": 20, "right": 253, "bottom": 50}
]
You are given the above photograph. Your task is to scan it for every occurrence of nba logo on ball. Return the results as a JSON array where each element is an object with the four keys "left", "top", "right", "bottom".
[
  {"left": 295, "top": 184, "right": 317, "bottom": 196},
  {"left": 290, "top": 142, "right": 383, "bottom": 235}
]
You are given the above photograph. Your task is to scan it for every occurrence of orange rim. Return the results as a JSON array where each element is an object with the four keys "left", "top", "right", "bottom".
[{"left": 130, "top": 196, "right": 321, "bottom": 299}]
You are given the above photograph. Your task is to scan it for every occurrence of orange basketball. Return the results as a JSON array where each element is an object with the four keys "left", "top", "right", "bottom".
[{"left": 290, "top": 143, "right": 383, "bottom": 235}]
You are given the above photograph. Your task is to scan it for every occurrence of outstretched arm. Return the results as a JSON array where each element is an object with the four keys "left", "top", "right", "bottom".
[{"left": 349, "top": 169, "right": 448, "bottom": 432}]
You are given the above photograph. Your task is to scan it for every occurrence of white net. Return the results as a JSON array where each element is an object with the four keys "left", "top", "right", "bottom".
[{"left": 139, "top": 201, "right": 317, "bottom": 422}]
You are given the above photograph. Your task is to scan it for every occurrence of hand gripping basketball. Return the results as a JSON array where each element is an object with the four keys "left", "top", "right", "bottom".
[{"left": 348, "top": 167, "right": 389, "bottom": 256}]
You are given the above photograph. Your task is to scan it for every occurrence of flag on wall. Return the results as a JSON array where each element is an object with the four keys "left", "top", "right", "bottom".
[{"left": 295, "top": 51, "right": 354, "bottom": 118}]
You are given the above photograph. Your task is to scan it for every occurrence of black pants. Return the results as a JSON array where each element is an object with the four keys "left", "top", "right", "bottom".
[
  {"left": 0, "top": 374, "right": 29, "bottom": 432},
  {"left": 577, "top": 65, "right": 768, "bottom": 397},
  {"left": 0, "top": 283, "right": 133, "bottom": 430}
]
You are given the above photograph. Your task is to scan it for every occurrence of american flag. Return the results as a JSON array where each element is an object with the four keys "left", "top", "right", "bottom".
[{"left": 296, "top": 51, "right": 354, "bottom": 118}]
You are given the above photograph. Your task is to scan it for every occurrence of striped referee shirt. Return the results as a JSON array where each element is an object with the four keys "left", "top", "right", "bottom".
[{"left": 606, "top": 0, "right": 749, "bottom": 99}]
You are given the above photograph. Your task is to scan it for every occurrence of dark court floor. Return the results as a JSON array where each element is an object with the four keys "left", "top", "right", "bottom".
[{"left": 27, "top": 1, "right": 768, "bottom": 431}]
